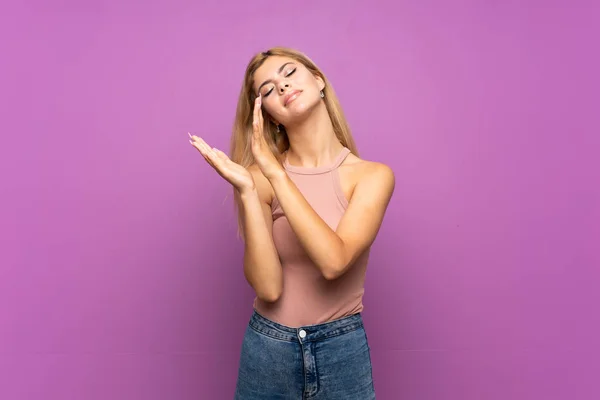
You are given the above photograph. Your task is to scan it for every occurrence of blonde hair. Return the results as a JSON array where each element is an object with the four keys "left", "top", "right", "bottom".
[{"left": 229, "top": 47, "right": 359, "bottom": 234}]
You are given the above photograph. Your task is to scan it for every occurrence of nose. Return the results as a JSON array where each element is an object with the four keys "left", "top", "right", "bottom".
[{"left": 278, "top": 82, "right": 290, "bottom": 93}]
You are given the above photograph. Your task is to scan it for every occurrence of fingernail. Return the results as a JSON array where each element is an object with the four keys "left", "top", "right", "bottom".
[{"left": 188, "top": 132, "right": 191, "bottom": 138}]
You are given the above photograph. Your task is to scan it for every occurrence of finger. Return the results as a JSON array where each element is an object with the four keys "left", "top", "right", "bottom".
[
  {"left": 256, "top": 97, "right": 264, "bottom": 128},
  {"left": 190, "top": 141, "right": 214, "bottom": 167},
  {"left": 257, "top": 95, "right": 264, "bottom": 130},
  {"left": 250, "top": 125, "right": 260, "bottom": 149},
  {"left": 255, "top": 94, "right": 261, "bottom": 118},
  {"left": 213, "top": 148, "right": 229, "bottom": 161},
  {"left": 190, "top": 140, "right": 210, "bottom": 160},
  {"left": 200, "top": 140, "right": 223, "bottom": 162},
  {"left": 196, "top": 137, "right": 220, "bottom": 159},
  {"left": 253, "top": 97, "right": 261, "bottom": 137},
  {"left": 189, "top": 137, "right": 216, "bottom": 161},
  {"left": 202, "top": 149, "right": 222, "bottom": 170},
  {"left": 252, "top": 97, "right": 258, "bottom": 123},
  {"left": 189, "top": 132, "right": 201, "bottom": 143},
  {"left": 190, "top": 135, "right": 211, "bottom": 156},
  {"left": 202, "top": 143, "right": 218, "bottom": 160},
  {"left": 195, "top": 136, "right": 209, "bottom": 148},
  {"left": 203, "top": 144, "right": 225, "bottom": 168},
  {"left": 189, "top": 136, "right": 207, "bottom": 153},
  {"left": 252, "top": 119, "right": 260, "bottom": 141},
  {"left": 189, "top": 138, "right": 203, "bottom": 153}
]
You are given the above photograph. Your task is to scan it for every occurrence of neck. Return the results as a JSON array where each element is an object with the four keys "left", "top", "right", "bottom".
[{"left": 284, "top": 103, "right": 344, "bottom": 168}]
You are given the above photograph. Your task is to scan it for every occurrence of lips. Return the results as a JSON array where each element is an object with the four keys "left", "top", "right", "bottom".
[{"left": 284, "top": 90, "right": 302, "bottom": 106}]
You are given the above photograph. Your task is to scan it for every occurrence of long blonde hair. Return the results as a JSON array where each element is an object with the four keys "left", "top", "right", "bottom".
[{"left": 229, "top": 47, "right": 359, "bottom": 234}]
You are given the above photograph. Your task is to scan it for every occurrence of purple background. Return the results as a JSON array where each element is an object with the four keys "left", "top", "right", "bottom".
[{"left": 1, "top": 1, "right": 598, "bottom": 399}]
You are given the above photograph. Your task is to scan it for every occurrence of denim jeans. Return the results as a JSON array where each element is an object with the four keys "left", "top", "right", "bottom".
[{"left": 234, "top": 310, "right": 376, "bottom": 399}]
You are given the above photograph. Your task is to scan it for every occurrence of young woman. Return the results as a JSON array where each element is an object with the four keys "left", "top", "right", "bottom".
[{"left": 189, "top": 47, "right": 394, "bottom": 399}]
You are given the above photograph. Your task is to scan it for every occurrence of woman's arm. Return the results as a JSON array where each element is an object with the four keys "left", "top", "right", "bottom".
[
  {"left": 268, "top": 162, "right": 395, "bottom": 280},
  {"left": 239, "top": 165, "right": 283, "bottom": 302}
]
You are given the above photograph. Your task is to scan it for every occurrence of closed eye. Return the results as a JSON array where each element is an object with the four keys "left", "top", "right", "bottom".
[
  {"left": 262, "top": 66, "right": 296, "bottom": 97},
  {"left": 263, "top": 87, "right": 274, "bottom": 97}
]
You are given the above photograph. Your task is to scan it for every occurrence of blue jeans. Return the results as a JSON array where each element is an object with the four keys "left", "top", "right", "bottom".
[{"left": 234, "top": 310, "right": 376, "bottom": 399}]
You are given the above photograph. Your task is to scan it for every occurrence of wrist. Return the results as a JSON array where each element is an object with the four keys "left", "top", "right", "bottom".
[
  {"left": 239, "top": 186, "right": 259, "bottom": 201},
  {"left": 266, "top": 167, "right": 287, "bottom": 183}
]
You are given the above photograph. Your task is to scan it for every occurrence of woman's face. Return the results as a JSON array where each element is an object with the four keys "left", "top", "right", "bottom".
[{"left": 252, "top": 56, "right": 325, "bottom": 127}]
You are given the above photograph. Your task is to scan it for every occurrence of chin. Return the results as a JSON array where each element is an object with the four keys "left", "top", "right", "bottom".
[{"left": 285, "top": 98, "right": 320, "bottom": 120}]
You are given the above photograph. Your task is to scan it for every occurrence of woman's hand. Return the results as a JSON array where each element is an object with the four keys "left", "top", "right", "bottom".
[
  {"left": 251, "top": 95, "right": 285, "bottom": 180},
  {"left": 189, "top": 133, "right": 256, "bottom": 194}
]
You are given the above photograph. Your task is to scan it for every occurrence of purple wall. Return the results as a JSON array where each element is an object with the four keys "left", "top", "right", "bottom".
[{"left": 1, "top": 1, "right": 598, "bottom": 399}]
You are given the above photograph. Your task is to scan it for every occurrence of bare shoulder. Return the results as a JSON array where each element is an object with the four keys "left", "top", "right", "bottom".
[
  {"left": 350, "top": 154, "right": 393, "bottom": 179},
  {"left": 247, "top": 164, "right": 275, "bottom": 204},
  {"left": 339, "top": 154, "right": 395, "bottom": 202}
]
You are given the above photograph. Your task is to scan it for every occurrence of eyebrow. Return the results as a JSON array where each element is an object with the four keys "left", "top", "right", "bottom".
[{"left": 256, "top": 62, "right": 295, "bottom": 95}]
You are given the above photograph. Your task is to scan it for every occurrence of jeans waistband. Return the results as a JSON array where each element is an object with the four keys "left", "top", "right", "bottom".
[{"left": 249, "top": 310, "right": 364, "bottom": 343}]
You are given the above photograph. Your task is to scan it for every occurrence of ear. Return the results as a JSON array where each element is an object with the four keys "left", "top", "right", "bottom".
[{"left": 315, "top": 75, "right": 325, "bottom": 92}]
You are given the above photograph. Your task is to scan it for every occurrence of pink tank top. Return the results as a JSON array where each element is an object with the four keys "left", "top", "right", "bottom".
[{"left": 253, "top": 147, "right": 371, "bottom": 328}]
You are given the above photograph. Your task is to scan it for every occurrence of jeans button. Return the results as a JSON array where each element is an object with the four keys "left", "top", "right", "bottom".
[{"left": 299, "top": 329, "right": 307, "bottom": 338}]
